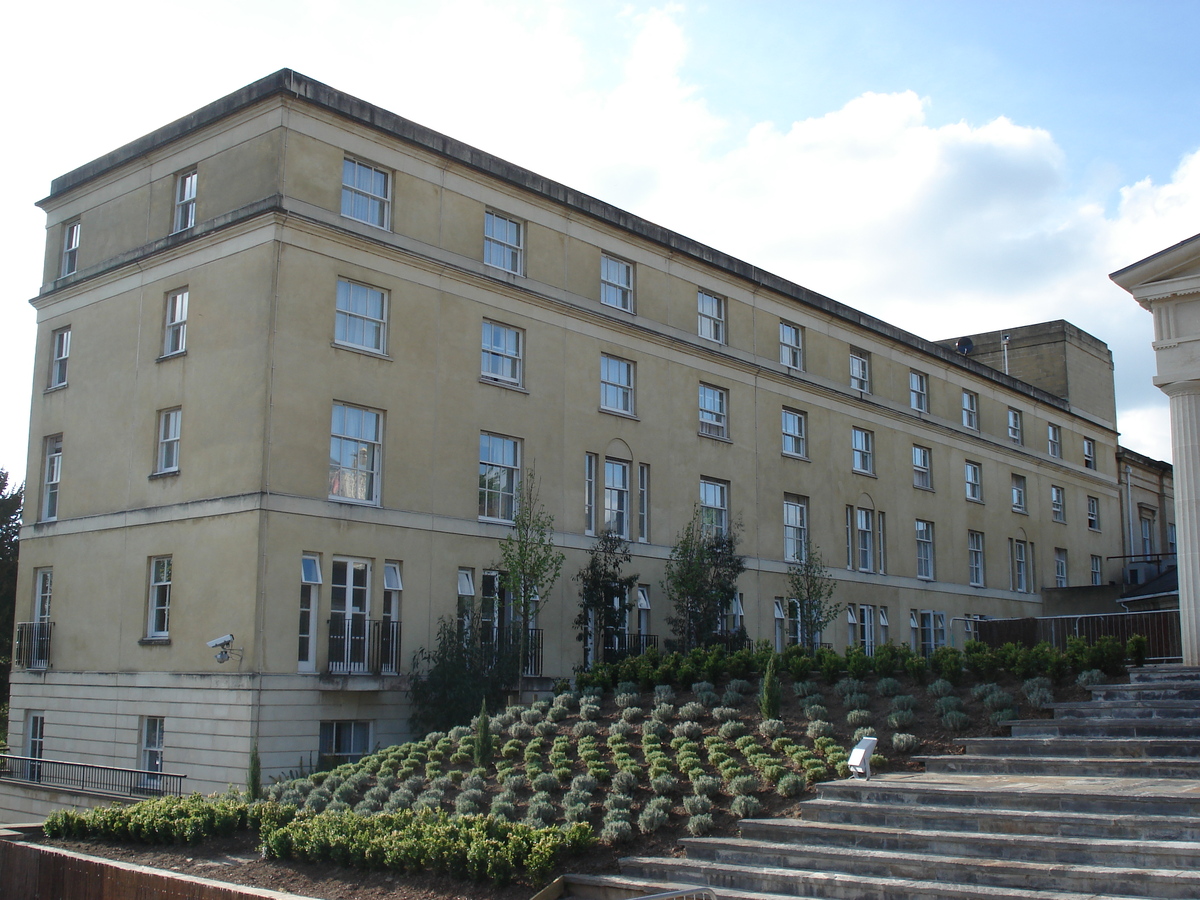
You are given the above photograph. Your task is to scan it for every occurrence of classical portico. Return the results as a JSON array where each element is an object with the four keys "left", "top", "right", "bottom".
[{"left": 1112, "top": 232, "right": 1200, "bottom": 664}]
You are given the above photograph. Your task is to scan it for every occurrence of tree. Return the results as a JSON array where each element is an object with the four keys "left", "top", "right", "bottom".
[
  {"left": 663, "top": 507, "right": 745, "bottom": 652},
  {"left": 496, "top": 469, "right": 564, "bottom": 694},
  {"left": 0, "top": 470, "right": 23, "bottom": 664},
  {"left": 573, "top": 530, "right": 639, "bottom": 667},
  {"left": 786, "top": 539, "right": 840, "bottom": 654}
]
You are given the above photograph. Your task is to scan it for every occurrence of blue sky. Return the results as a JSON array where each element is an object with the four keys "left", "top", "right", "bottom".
[{"left": 3, "top": 0, "right": 1199, "bottom": 484}]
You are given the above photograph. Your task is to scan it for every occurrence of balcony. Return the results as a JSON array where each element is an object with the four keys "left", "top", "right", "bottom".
[
  {"left": 487, "top": 626, "right": 544, "bottom": 678},
  {"left": 14, "top": 622, "right": 53, "bottom": 670},
  {"left": 603, "top": 631, "right": 659, "bottom": 662},
  {"left": 325, "top": 616, "right": 400, "bottom": 677},
  {"left": 0, "top": 754, "right": 185, "bottom": 799}
]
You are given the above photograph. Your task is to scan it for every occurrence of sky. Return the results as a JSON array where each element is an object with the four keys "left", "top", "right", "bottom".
[{"left": 3, "top": 0, "right": 1199, "bottom": 486}]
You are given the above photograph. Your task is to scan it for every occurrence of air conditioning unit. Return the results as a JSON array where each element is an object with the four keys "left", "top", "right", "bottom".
[{"left": 1124, "top": 562, "right": 1158, "bottom": 585}]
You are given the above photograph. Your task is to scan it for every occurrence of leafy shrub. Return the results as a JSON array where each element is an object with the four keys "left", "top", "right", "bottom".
[
  {"left": 686, "top": 813, "right": 715, "bottom": 835},
  {"left": 721, "top": 689, "right": 745, "bottom": 708},
  {"left": 1076, "top": 668, "right": 1105, "bottom": 687},
  {"left": 971, "top": 682, "right": 1001, "bottom": 701},
  {"left": 614, "top": 692, "right": 638, "bottom": 710},
  {"left": 871, "top": 642, "right": 910, "bottom": 679},
  {"left": 984, "top": 690, "right": 1015, "bottom": 711},
  {"left": 933, "top": 696, "right": 963, "bottom": 716},
  {"left": 1127, "top": 634, "right": 1148, "bottom": 668},
  {"left": 532, "top": 773, "right": 559, "bottom": 793},
  {"left": 803, "top": 704, "right": 829, "bottom": 721},
  {"left": 834, "top": 677, "right": 866, "bottom": 698},
  {"left": 846, "top": 709, "right": 872, "bottom": 728},
  {"left": 887, "top": 710, "right": 916, "bottom": 729},
  {"left": 678, "top": 701, "right": 706, "bottom": 720},
  {"left": 683, "top": 794, "right": 712, "bottom": 815},
  {"left": 728, "top": 775, "right": 758, "bottom": 795},
  {"left": 600, "top": 819, "right": 634, "bottom": 845},
  {"left": 572, "top": 721, "right": 598, "bottom": 738},
  {"left": 852, "top": 726, "right": 876, "bottom": 743},
  {"left": 712, "top": 706, "right": 740, "bottom": 723},
  {"left": 929, "top": 646, "right": 964, "bottom": 684},
  {"left": 718, "top": 720, "right": 747, "bottom": 740},
  {"left": 731, "top": 794, "right": 762, "bottom": 818},
  {"left": 926, "top": 678, "right": 953, "bottom": 698},
  {"left": 611, "top": 770, "right": 638, "bottom": 794},
  {"left": 941, "top": 711, "right": 971, "bottom": 732},
  {"left": 650, "top": 773, "right": 678, "bottom": 796},
  {"left": 806, "top": 720, "right": 834, "bottom": 739},
  {"left": 776, "top": 773, "right": 805, "bottom": 797},
  {"left": 759, "top": 719, "right": 786, "bottom": 739},
  {"left": 673, "top": 721, "right": 703, "bottom": 740},
  {"left": 905, "top": 655, "right": 927, "bottom": 683},
  {"left": 608, "top": 719, "right": 634, "bottom": 737},
  {"left": 990, "top": 708, "right": 1017, "bottom": 725},
  {"left": 890, "top": 695, "right": 918, "bottom": 712},
  {"left": 727, "top": 678, "right": 754, "bottom": 694},
  {"left": 570, "top": 773, "right": 597, "bottom": 793},
  {"left": 892, "top": 733, "right": 919, "bottom": 753},
  {"left": 638, "top": 803, "right": 670, "bottom": 834},
  {"left": 875, "top": 677, "right": 902, "bottom": 697},
  {"left": 654, "top": 685, "right": 676, "bottom": 704},
  {"left": 792, "top": 680, "right": 821, "bottom": 699},
  {"left": 692, "top": 775, "right": 721, "bottom": 797},
  {"left": 844, "top": 692, "right": 871, "bottom": 711},
  {"left": 695, "top": 690, "right": 721, "bottom": 708},
  {"left": 652, "top": 703, "right": 676, "bottom": 722}
]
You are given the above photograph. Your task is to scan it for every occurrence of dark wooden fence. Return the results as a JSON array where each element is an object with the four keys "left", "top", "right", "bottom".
[{"left": 976, "top": 608, "right": 1181, "bottom": 664}]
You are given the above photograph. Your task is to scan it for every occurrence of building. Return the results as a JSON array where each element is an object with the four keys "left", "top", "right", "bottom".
[{"left": 6, "top": 71, "right": 1138, "bottom": 817}]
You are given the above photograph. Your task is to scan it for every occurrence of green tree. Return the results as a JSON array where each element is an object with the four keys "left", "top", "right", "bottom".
[
  {"left": 573, "top": 530, "right": 639, "bottom": 667},
  {"left": 663, "top": 508, "right": 745, "bottom": 652},
  {"left": 0, "top": 470, "right": 23, "bottom": 664},
  {"left": 786, "top": 539, "right": 839, "bottom": 654},
  {"left": 497, "top": 469, "right": 565, "bottom": 694}
]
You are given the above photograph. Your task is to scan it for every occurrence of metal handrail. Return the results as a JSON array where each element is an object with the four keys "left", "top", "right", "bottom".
[{"left": 0, "top": 754, "right": 186, "bottom": 798}]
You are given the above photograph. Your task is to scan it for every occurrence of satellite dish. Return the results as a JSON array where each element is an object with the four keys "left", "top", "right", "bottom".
[{"left": 955, "top": 337, "right": 974, "bottom": 355}]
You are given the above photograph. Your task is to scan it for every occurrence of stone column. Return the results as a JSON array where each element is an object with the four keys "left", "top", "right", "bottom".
[{"left": 1163, "top": 380, "right": 1200, "bottom": 665}]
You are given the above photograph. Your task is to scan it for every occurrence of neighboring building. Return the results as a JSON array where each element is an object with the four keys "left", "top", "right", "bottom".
[{"left": 6, "top": 71, "right": 1130, "bottom": 815}]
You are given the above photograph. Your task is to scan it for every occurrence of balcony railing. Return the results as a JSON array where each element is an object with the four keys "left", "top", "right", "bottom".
[
  {"left": 489, "top": 626, "right": 543, "bottom": 677},
  {"left": 0, "top": 754, "right": 186, "bottom": 798},
  {"left": 976, "top": 609, "right": 1182, "bottom": 664},
  {"left": 14, "top": 622, "right": 53, "bottom": 670},
  {"left": 326, "top": 617, "right": 400, "bottom": 676},
  {"left": 603, "top": 631, "right": 659, "bottom": 661}
]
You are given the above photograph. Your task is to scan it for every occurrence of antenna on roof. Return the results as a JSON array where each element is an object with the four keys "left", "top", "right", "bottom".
[{"left": 955, "top": 337, "right": 974, "bottom": 355}]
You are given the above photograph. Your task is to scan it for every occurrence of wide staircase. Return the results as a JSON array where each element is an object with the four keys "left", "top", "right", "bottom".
[{"left": 563, "top": 666, "right": 1200, "bottom": 899}]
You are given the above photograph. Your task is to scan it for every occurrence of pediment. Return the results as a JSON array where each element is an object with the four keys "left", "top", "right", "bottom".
[{"left": 1111, "top": 231, "right": 1200, "bottom": 305}]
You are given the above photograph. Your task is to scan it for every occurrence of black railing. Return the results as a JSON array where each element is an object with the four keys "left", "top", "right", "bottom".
[
  {"left": 977, "top": 609, "right": 1182, "bottom": 664},
  {"left": 602, "top": 631, "right": 659, "bottom": 661},
  {"left": 326, "top": 617, "right": 400, "bottom": 675},
  {"left": 14, "top": 622, "right": 53, "bottom": 669},
  {"left": 487, "top": 626, "right": 544, "bottom": 677},
  {"left": 0, "top": 754, "right": 186, "bottom": 798}
]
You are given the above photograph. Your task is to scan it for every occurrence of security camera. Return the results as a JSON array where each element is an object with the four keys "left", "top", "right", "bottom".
[
  {"left": 214, "top": 650, "right": 230, "bottom": 664},
  {"left": 206, "top": 634, "right": 234, "bottom": 648}
]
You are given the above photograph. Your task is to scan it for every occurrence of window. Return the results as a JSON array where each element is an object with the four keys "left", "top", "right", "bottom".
[
  {"left": 382, "top": 562, "right": 402, "bottom": 674},
  {"left": 637, "top": 585, "right": 651, "bottom": 635},
  {"left": 1011, "top": 474, "right": 1027, "bottom": 512},
  {"left": 42, "top": 436, "right": 62, "bottom": 521},
  {"left": 335, "top": 279, "right": 387, "bottom": 354},
  {"left": 1011, "top": 539, "right": 1029, "bottom": 593},
  {"left": 909, "top": 371, "right": 929, "bottom": 412},
  {"left": 1051, "top": 485, "right": 1066, "bottom": 522},
  {"left": 604, "top": 459, "right": 630, "bottom": 537},
  {"left": 479, "top": 433, "right": 520, "bottom": 522},
  {"left": 849, "top": 348, "right": 870, "bottom": 392},
  {"left": 968, "top": 531, "right": 985, "bottom": 587},
  {"left": 965, "top": 461, "right": 983, "bottom": 502},
  {"left": 912, "top": 445, "right": 932, "bottom": 489},
  {"left": 698, "top": 384, "right": 728, "bottom": 438},
  {"left": 854, "top": 508, "right": 874, "bottom": 572},
  {"left": 721, "top": 593, "right": 745, "bottom": 636},
  {"left": 779, "top": 322, "right": 803, "bottom": 370},
  {"left": 142, "top": 717, "right": 165, "bottom": 776},
  {"left": 601, "top": 255, "right": 633, "bottom": 311},
  {"left": 1007, "top": 408, "right": 1023, "bottom": 444},
  {"left": 320, "top": 720, "right": 371, "bottom": 766},
  {"left": 784, "top": 494, "right": 808, "bottom": 562},
  {"left": 173, "top": 170, "right": 197, "bottom": 233},
  {"left": 61, "top": 220, "right": 80, "bottom": 276},
  {"left": 148, "top": 556, "right": 172, "bottom": 638},
  {"left": 1140, "top": 514, "right": 1155, "bottom": 558},
  {"left": 781, "top": 408, "right": 807, "bottom": 458},
  {"left": 915, "top": 520, "right": 935, "bottom": 580},
  {"left": 852, "top": 427, "right": 874, "bottom": 474},
  {"left": 329, "top": 404, "right": 382, "bottom": 505},
  {"left": 330, "top": 558, "right": 371, "bottom": 672},
  {"left": 1054, "top": 548, "right": 1068, "bottom": 587},
  {"left": 697, "top": 290, "right": 726, "bottom": 344},
  {"left": 1087, "top": 496, "right": 1101, "bottom": 531},
  {"left": 49, "top": 327, "right": 70, "bottom": 388},
  {"left": 638, "top": 464, "right": 650, "bottom": 543},
  {"left": 699, "top": 477, "right": 729, "bottom": 536},
  {"left": 1169, "top": 523, "right": 1177, "bottom": 556},
  {"left": 35, "top": 568, "right": 53, "bottom": 623},
  {"left": 584, "top": 453, "right": 597, "bottom": 534},
  {"left": 1083, "top": 438, "right": 1097, "bottom": 469},
  {"left": 298, "top": 555, "right": 321, "bottom": 671},
  {"left": 1091, "top": 555, "right": 1103, "bottom": 585},
  {"left": 849, "top": 604, "right": 887, "bottom": 655},
  {"left": 164, "top": 289, "right": 188, "bottom": 356},
  {"left": 1047, "top": 424, "right": 1062, "bottom": 458},
  {"left": 911, "top": 609, "right": 946, "bottom": 657},
  {"left": 156, "top": 408, "right": 181, "bottom": 474},
  {"left": 600, "top": 355, "right": 635, "bottom": 414},
  {"left": 27, "top": 713, "right": 45, "bottom": 771},
  {"left": 961, "top": 390, "right": 978, "bottom": 429},
  {"left": 484, "top": 211, "right": 523, "bottom": 274},
  {"left": 481, "top": 321, "right": 523, "bottom": 386},
  {"left": 341, "top": 158, "right": 390, "bottom": 228}
]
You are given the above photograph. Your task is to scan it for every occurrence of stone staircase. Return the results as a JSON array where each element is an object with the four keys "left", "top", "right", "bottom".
[{"left": 561, "top": 665, "right": 1200, "bottom": 899}]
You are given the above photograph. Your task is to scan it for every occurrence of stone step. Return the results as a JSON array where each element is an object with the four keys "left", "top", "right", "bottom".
[
  {"left": 796, "top": 797, "right": 1200, "bottom": 841},
  {"left": 1089, "top": 684, "right": 1200, "bottom": 702},
  {"left": 814, "top": 772, "right": 1200, "bottom": 817},
  {"left": 917, "top": 753, "right": 1200, "bottom": 778},
  {"left": 1008, "top": 717, "right": 1200, "bottom": 738},
  {"left": 673, "top": 836, "right": 1200, "bottom": 898},
  {"left": 736, "top": 817, "right": 1200, "bottom": 869},
  {"left": 618, "top": 856, "right": 1157, "bottom": 900},
  {"left": 1128, "top": 666, "right": 1200, "bottom": 684},
  {"left": 961, "top": 736, "right": 1200, "bottom": 758},
  {"left": 1048, "top": 699, "right": 1200, "bottom": 718}
]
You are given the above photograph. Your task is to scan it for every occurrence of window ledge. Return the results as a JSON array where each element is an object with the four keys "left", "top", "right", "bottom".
[
  {"left": 479, "top": 516, "right": 516, "bottom": 526},
  {"left": 782, "top": 452, "right": 810, "bottom": 462},
  {"left": 340, "top": 214, "right": 392, "bottom": 233},
  {"left": 328, "top": 496, "right": 381, "bottom": 508},
  {"left": 156, "top": 350, "right": 187, "bottom": 363},
  {"left": 853, "top": 469, "right": 877, "bottom": 478},
  {"left": 44, "top": 383, "right": 68, "bottom": 394},
  {"left": 698, "top": 432, "right": 732, "bottom": 443},
  {"left": 138, "top": 637, "right": 171, "bottom": 646},
  {"left": 149, "top": 470, "right": 180, "bottom": 480},
  {"left": 332, "top": 343, "right": 392, "bottom": 361},
  {"left": 600, "top": 407, "right": 640, "bottom": 421},
  {"left": 600, "top": 301, "right": 636, "bottom": 315},
  {"left": 913, "top": 485, "right": 935, "bottom": 492},
  {"left": 1012, "top": 508, "right": 1029, "bottom": 515},
  {"left": 479, "top": 377, "right": 528, "bottom": 394},
  {"left": 966, "top": 497, "right": 985, "bottom": 505}
]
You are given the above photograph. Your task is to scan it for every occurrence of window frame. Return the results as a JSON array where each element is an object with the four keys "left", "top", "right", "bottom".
[
  {"left": 42, "top": 435, "right": 62, "bottom": 522},
  {"left": 1011, "top": 474, "right": 1027, "bottom": 513},
  {"left": 142, "top": 716, "right": 165, "bottom": 776},
  {"left": 781, "top": 408, "right": 807, "bottom": 458},
  {"left": 319, "top": 720, "right": 372, "bottom": 766},
  {"left": 852, "top": 427, "right": 874, "bottom": 475},
  {"left": 600, "top": 254, "right": 634, "bottom": 312},
  {"left": 172, "top": 170, "right": 197, "bottom": 234},
  {"left": 638, "top": 463, "right": 650, "bottom": 543},
  {"left": 855, "top": 508, "right": 874, "bottom": 572},
  {"left": 968, "top": 530, "right": 985, "bottom": 587},
  {"left": 61, "top": 220, "right": 80, "bottom": 277},
  {"left": 1090, "top": 554, "right": 1102, "bottom": 585},
  {"left": 603, "top": 458, "right": 631, "bottom": 538},
  {"left": 698, "top": 383, "right": 729, "bottom": 439},
  {"left": 298, "top": 554, "right": 321, "bottom": 672},
  {"left": 480, "top": 320, "right": 524, "bottom": 387},
  {"left": 1007, "top": 408, "right": 1023, "bottom": 444},
  {"left": 915, "top": 519, "right": 935, "bottom": 581},
  {"left": 779, "top": 321, "right": 804, "bottom": 370},
  {"left": 961, "top": 390, "right": 979, "bottom": 430},
  {"left": 1012, "top": 539, "right": 1029, "bottom": 593},
  {"left": 329, "top": 403, "right": 383, "bottom": 506},
  {"left": 1051, "top": 485, "right": 1066, "bottom": 523},
  {"left": 163, "top": 289, "right": 188, "bottom": 357},
  {"left": 909, "top": 371, "right": 929, "bottom": 412},
  {"left": 49, "top": 326, "right": 70, "bottom": 389},
  {"left": 1083, "top": 438, "right": 1097, "bottom": 469},
  {"left": 600, "top": 354, "right": 635, "bottom": 415},
  {"left": 849, "top": 348, "right": 871, "bottom": 393},
  {"left": 784, "top": 494, "right": 808, "bottom": 562},
  {"left": 1054, "top": 548, "right": 1068, "bottom": 588},
  {"left": 335, "top": 279, "right": 388, "bottom": 355},
  {"left": 912, "top": 445, "right": 932, "bottom": 489},
  {"left": 697, "top": 290, "right": 726, "bottom": 344},
  {"left": 964, "top": 460, "right": 983, "bottom": 502},
  {"left": 147, "top": 555, "right": 172, "bottom": 638},
  {"left": 584, "top": 452, "right": 597, "bottom": 535},
  {"left": 1047, "top": 423, "right": 1062, "bottom": 458},
  {"left": 1087, "top": 495, "right": 1101, "bottom": 531},
  {"left": 155, "top": 408, "right": 182, "bottom": 475},
  {"left": 479, "top": 432, "right": 521, "bottom": 523},
  {"left": 699, "top": 477, "right": 729, "bottom": 537},
  {"left": 341, "top": 158, "right": 390, "bottom": 229},
  {"left": 484, "top": 210, "right": 524, "bottom": 274}
]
